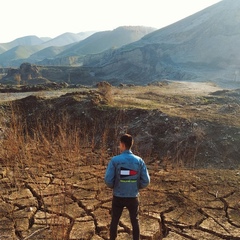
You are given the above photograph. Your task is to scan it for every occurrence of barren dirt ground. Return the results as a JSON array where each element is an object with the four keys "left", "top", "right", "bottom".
[
  {"left": 0, "top": 81, "right": 222, "bottom": 103},
  {"left": 1, "top": 158, "right": 240, "bottom": 240},
  {"left": 0, "top": 81, "right": 240, "bottom": 239}
]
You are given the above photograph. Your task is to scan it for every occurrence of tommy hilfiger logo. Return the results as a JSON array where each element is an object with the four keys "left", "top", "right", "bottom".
[{"left": 120, "top": 167, "right": 138, "bottom": 177}]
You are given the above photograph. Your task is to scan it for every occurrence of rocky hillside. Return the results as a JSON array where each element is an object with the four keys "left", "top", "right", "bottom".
[
  {"left": 82, "top": 0, "right": 240, "bottom": 86},
  {"left": 0, "top": 63, "right": 97, "bottom": 85}
]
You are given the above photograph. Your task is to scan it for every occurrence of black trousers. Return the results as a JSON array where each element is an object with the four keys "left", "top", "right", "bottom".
[{"left": 110, "top": 196, "right": 140, "bottom": 240}]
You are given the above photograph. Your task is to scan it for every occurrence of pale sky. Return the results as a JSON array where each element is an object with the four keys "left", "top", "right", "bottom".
[{"left": 1, "top": 0, "right": 221, "bottom": 43}]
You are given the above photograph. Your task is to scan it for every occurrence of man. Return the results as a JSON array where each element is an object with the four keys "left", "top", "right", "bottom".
[{"left": 104, "top": 134, "right": 150, "bottom": 240}]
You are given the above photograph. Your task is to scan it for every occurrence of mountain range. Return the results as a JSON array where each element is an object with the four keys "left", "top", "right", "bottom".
[
  {"left": 1, "top": 0, "right": 240, "bottom": 87},
  {"left": 0, "top": 26, "right": 156, "bottom": 67},
  {"left": 81, "top": 0, "right": 240, "bottom": 85}
]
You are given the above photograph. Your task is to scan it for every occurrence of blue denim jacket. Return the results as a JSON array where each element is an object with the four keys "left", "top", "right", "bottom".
[{"left": 104, "top": 150, "right": 150, "bottom": 197}]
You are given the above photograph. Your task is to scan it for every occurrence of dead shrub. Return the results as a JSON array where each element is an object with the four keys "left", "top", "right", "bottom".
[{"left": 96, "top": 81, "right": 113, "bottom": 104}]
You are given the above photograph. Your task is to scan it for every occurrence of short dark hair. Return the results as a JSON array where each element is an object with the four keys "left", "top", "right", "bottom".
[{"left": 120, "top": 134, "right": 133, "bottom": 149}]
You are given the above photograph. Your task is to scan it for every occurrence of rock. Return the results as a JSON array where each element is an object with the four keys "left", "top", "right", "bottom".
[
  {"left": 61, "top": 202, "right": 86, "bottom": 219},
  {"left": 91, "top": 235, "right": 105, "bottom": 239},
  {"left": 0, "top": 199, "right": 14, "bottom": 218},
  {"left": 34, "top": 211, "right": 69, "bottom": 226},
  {"left": 93, "top": 208, "right": 111, "bottom": 232},
  {"left": 120, "top": 210, "right": 161, "bottom": 239},
  {"left": 69, "top": 217, "right": 95, "bottom": 239},
  {"left": 21, "top": 226, "right": 52, "bottom": 240},
  {"left": 6, "top": 188, "right": 38, "bottom": 208},
  {"left": 0, "top": 217, "right": 16, "bottom": 239}
]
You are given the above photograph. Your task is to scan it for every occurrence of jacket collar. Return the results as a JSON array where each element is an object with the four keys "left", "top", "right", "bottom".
[{"left": 122, "top": 150, "right": 132, "bottom": 154}]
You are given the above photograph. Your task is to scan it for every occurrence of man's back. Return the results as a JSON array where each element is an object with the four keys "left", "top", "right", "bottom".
[{"left": 105, "top": 150, "right": 150, "bottom": 197}]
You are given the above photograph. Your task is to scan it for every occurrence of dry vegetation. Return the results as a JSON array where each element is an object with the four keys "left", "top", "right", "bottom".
[
  {"left": 0, "top": 81, "right": 240, "bottom": 239},
  {"left": 112, "top": 82, "right": 240, "bottom": 127}
]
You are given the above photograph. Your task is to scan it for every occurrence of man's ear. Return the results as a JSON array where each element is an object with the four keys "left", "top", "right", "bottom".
[{"left": 119, "top": 142, "right": 125, "bottom": 151}]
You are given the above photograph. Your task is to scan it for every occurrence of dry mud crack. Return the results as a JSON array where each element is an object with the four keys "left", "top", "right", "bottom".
[{"left": 1, "top": 158, "right": 240, "bottom": 240}]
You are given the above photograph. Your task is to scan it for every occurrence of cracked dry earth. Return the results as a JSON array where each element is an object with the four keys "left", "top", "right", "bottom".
[{"left": 1, "top": 154, "right": 240, "bottom": 240}]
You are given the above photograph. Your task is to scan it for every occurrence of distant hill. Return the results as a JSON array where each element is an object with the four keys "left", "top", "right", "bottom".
[
  {"left": 58, "top": 26, "right": 156, "bottom": 57},
  {"left": 5, "top": 0, "right": 240, "bottom": 88},
  {"left": 40, "top": 37, "right": 52, "bottom": 42},
  {"left": 0, "top": 35, "right": 44, "bottom": 51},
  {"left": 0, "top": 27, "right": 154, "bottom": 67},
  {"left": 0, "top": 32, "right": 95, "bottom": 66},
  {"left": 26, "top": 45, "right": 68, "bottom": 63},
  {"left": 0, "top": 45, "right": 7, "bottom": 54},
  {"left": 82, "top": 0, "right": 240, "bottom": 86},
  {"left": 41, "top": 31, "right": 95, "bottom": 47},
  {"left": 0, "top": 45, "right": 44, "bottom": 66},
  {"left": 38, "top": 26, "right": 156, "bottom": 66}
]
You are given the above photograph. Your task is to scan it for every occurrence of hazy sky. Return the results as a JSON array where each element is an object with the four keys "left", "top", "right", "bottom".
[{"left": 2, "top": 0, "right": 221, "bottom": 43}]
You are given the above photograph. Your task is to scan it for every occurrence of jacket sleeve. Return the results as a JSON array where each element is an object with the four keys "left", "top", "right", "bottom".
[
  {"left": 139, "top": 161, "right": 150, "bottom": 189},
  {"left": 104, "top": 159, "right": 115, "bottom": 188}
]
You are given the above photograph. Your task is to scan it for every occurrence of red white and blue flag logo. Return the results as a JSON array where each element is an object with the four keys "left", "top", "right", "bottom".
[{"left": 120, "top": 168, "right": 138, "bottom": 177}]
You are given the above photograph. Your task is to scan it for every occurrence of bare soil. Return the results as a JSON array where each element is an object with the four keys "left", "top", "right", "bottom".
[
  {"left": 1, "top": 159, "right": 240, "bottom": 239},
  {"left": 0, "top": 81, "right": 240, "bottom": 239}
]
